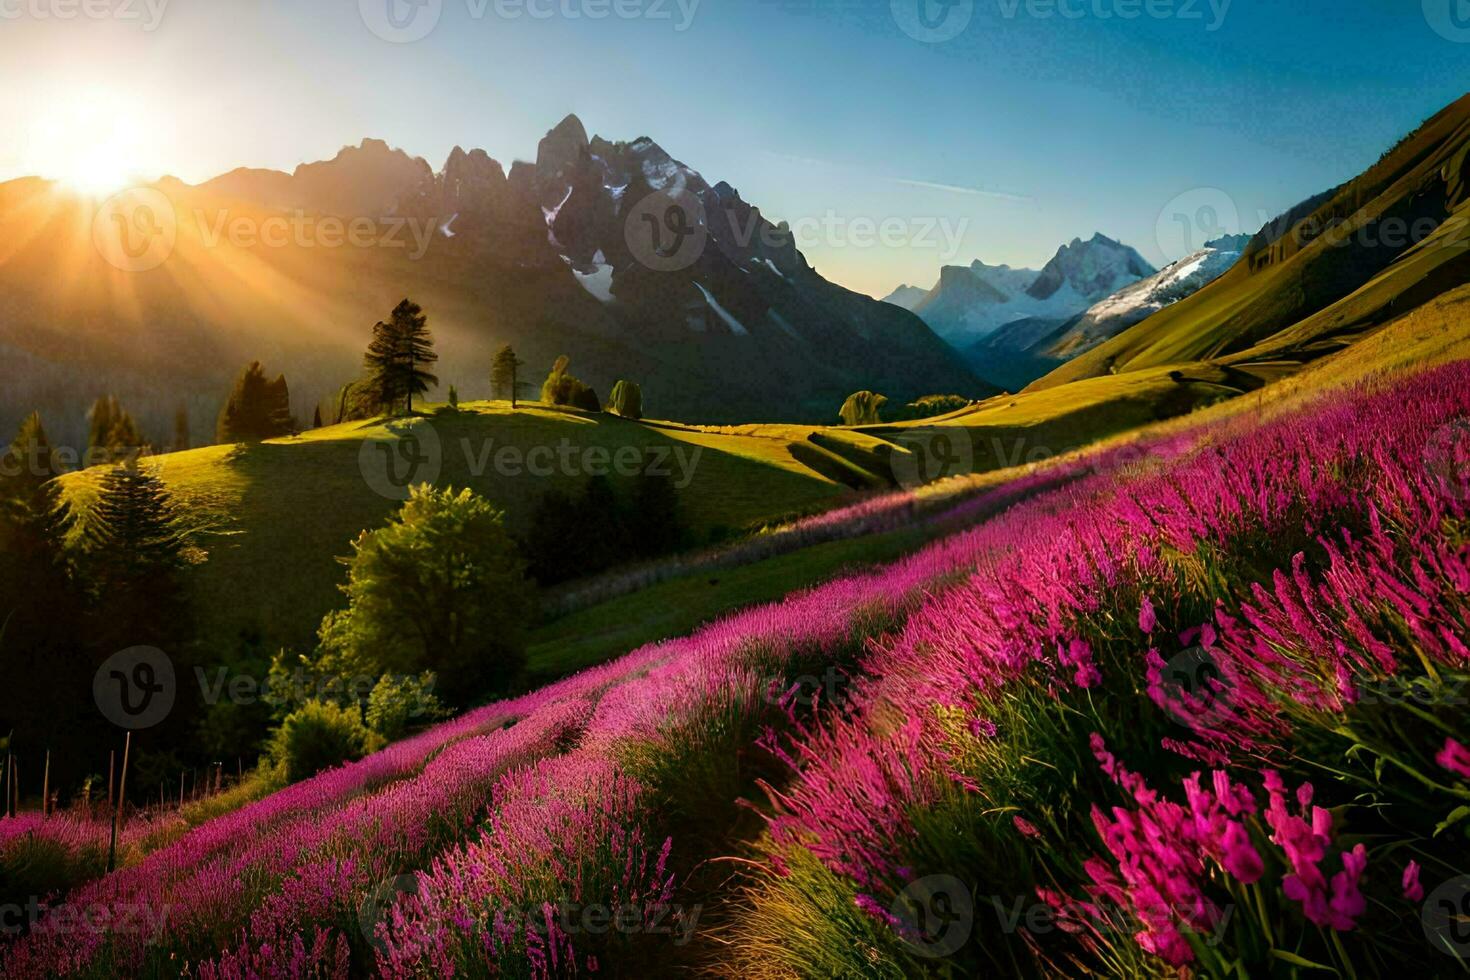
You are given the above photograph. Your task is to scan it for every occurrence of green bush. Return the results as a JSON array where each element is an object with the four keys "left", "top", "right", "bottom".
[
  {"left": 542, "top": 355, "right": 601, "bottom": 411},
  {"left": 268, "top": 700, "right": 379, "bottom": 782},
  {"left": 892, "top": 393, "right": 971, "bottom": 421},
  {"left": 317, "top": 485, "right": 534, "bottom": 703},
  {"left": 366, "top": 672, "right": 449, "bottom": 742},
  {"left": 838, "top": 390, "right": 887, "bottom": 426},
  {"left": 608, "top": 380, "right": 643, "bottom": 419}
]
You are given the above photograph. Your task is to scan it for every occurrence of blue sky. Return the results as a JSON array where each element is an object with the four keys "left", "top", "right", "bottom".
[{"left": 1, "top": 0, "right": 1465, "bottom": 295}]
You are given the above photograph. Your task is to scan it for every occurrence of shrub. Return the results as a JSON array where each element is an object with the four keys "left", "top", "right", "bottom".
[
  {"left": 268, "top": 700, "right": 378, "bottom": 782},
  {"left": 541, "top": 355, "right": 601, "bottom": 411},
  {"left": 891, "top": 394, "right": 970, "bottom": 421},
  {"left": 365, "top": 672, "right": 449, "bottom": 742},
  {"left": 838, "top": 390, "right": 887, "bottom": 426},
  {"left": 608, "top": 380, "right": 643, "bottom": 419}
]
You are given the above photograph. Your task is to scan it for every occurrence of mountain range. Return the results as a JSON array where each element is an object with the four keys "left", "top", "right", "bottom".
[
  {"left": 885, "top": 233, "right": 1156, "bottom": 345},
  {"left": 956, "top": 233, "right": 1250, "bottom": 389},
  {"left": 1032, "top": 94, "right": 1470, "bottom": 391},
  {"left": 0, "top": 115, "right": 986, "bottom": 447}
]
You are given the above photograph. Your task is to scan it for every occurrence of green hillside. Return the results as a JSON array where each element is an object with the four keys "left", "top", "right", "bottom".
[
  {"left": 61, "top": 403, "right": 853, "bottom": 656},
  {"left": 1032, "top": 93, "right": 1470, "bottom": 390}
]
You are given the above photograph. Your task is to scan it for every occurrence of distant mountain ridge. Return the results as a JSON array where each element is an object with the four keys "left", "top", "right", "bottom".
[
  {"left": 0, "top": 116, "right": 988, "bottom": 445},
  {"left": 897, "top": 233, "right": 1155, "bottom": 343},
  {"left": 959, "top": 234, "right": 1247, "bottom": 390}
]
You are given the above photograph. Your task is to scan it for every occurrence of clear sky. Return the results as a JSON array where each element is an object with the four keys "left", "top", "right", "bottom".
[{"left": 2, "top": 0, "right": 1465, "bottom": 296}]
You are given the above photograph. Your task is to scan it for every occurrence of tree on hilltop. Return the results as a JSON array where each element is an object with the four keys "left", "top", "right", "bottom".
[
  {"left": 491, "top": 345, "right": 529, "bottom": 409},
  {"left": 364, "top": 299, "right": 439, "bottom": 416},
  {"left": 839, "top": 390, "right": 887, "bottom": 426}
]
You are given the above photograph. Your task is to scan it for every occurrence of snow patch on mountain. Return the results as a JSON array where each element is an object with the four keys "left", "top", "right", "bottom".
[
  {"left": 1040, "top": 234, "right": 1247, "bottom": 358},
  {"left": 695, "top": 283, "right": 749, "bottom": 336}
]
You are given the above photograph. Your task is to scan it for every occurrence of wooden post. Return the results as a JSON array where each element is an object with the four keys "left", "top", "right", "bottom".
[
  {"left": 107, "top": 732, "right": 131, "bottom": 873},
  {"left": 107, "top": 751, "right": 116, "bottom": 809},
  {"left": 41, "top": 751, "right": 49, "bottom": 819}
]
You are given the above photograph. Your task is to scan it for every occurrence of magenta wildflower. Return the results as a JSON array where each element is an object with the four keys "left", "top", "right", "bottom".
[
  {"left": 1139, "top": 596, "right": 1158, "bottom": 634},
  {"left": 1437, "top": 738, "right": 1470, "bottom": 779},
  {"left": 1402, "top": 860, "right": 1424, "bottom": 902}
]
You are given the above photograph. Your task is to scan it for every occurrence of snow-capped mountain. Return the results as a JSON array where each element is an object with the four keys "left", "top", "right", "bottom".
[
  {"left": 901, "top": 235, "right": 1154, "bottom": 343},
  {"left": 960, "top": 234, "right": 1248, "bottom": 392},
  {"left": 1035, "top": 234, "right": 1249, "bottom": 359}
]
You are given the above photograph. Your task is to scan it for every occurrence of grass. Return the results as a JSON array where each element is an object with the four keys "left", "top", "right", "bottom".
[
  {"left": 60, "top": 376, "right": 1234, "bottom": 662},
  {"left": 525, "top": 524, "right": 933, "bottom": 681},
  {"left": 61, "top": 401, "right": 854, "bottom": 656}
]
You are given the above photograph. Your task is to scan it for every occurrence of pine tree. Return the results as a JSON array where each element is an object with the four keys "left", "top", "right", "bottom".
[
  {"left": 76, "top": 461, "right": 185, "bottom": 611},
  {"left": 1, "top": 411, "right": 65, "bottom": 504},
  {"left": 491, "top": 345, "right": 528, "bottom": 408},
  {"left": 87, "top": 396, "right": 145, "bottom": 465},
  {"left": 363, "top": 300, "right": 439, "bottom": 417},
  {"left": 0, "top": 413, "right": 89, "bottom": 790},
  {"left": 312, "top": 405, "right": 323, "bottom": 429},
  {"left": 217, "top": 362, "right": 293, "bottom": 443}
]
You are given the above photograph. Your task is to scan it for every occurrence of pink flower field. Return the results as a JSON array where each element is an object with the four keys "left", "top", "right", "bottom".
[{"left": 4, "top": 358, "right": 1470, "bottom": 977}]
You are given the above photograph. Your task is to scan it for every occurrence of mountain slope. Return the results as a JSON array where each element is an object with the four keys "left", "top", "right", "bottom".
[
  {"left": 1032, "top": 93, "right": 1470, "bottom": 390},
  {"left": 0, "top": 116, "right": 989, "bottom": 446}
]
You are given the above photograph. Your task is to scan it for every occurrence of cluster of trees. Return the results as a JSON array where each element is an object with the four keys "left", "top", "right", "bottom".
[
  {"left": 265, "top": 485, "right": 529, "bottom": 778},
  {"left": 540, "top": 356, "right": 602, "bottom": 412},
  {"left": 0, "top": 297, "right": 684, "bottom": 798},
  {"left": 217, "top": 362, "right": 294, "bottom": 442},
  {"left": 837, "top": 391, "right": 975, "bottom": 425},
  {"left": 0, "top": 410, "right": 195, "bottom": 806},
  {"left": 524, "top": 469, "right": 684, "bottom": 586}
]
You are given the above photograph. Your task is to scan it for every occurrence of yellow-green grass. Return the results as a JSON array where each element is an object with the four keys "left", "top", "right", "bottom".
[
  {"left": 62, "top": 401, "right": 855, "bottom": 656},
  {"left": 525, "top": 524, "right": 934, "bottom": 681},
  {"left": 848, "top": 365, "right": 1245, "bottom": 469}
]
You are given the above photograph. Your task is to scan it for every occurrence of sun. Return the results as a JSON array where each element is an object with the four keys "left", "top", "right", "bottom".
[{"left": 31, "top": 91, "right": 156, "bottom": 197}]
